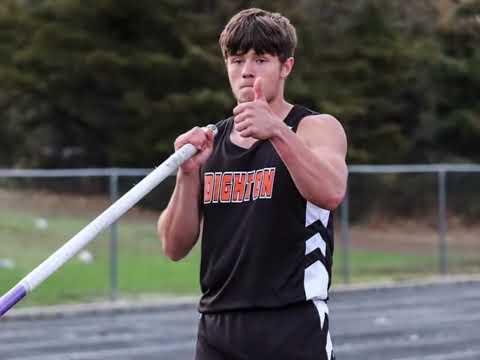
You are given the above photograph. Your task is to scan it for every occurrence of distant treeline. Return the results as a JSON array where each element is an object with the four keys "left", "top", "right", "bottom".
[{"left": 0, "top": 0, "right": 479, "bottom": 168}]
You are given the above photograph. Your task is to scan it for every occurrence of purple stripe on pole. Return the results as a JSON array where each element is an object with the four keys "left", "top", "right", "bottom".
[{"left": 0, "top": 285, "right": 27, "bottom": 317}]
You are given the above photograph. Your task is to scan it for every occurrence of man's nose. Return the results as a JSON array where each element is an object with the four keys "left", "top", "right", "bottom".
[{"left": 241, "top": 60, "right": 255, "bottom": 78}]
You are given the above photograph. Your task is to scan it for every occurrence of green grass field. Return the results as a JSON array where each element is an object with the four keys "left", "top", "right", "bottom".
[{"left": 0, "top": 208, "right": 477, "bottom": 307}]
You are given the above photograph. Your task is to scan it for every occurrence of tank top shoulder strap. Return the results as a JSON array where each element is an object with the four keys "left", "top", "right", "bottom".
[
  {"left": 284, "top": 105, "right": 320, "bottom": 133},
  {"left": 211, "top": 116, "right": 233, "bottom": 145},
  {"left": 214, "top": 117, "right": 232, "bottom": 134}
]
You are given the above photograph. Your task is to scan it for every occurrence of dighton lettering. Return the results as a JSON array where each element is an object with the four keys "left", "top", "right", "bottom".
[{"left": 204, "top": 168, "right": 276, "bottom": 204}]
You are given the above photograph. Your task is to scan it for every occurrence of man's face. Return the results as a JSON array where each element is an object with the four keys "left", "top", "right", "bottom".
[{"left": 225, "top": 49, "right": 293, "bottom": 103}]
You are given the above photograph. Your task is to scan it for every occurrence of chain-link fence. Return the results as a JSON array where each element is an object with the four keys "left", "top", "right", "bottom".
[
  {"left": 339, "top": 164, "right": 480, "bottom": 284},
  {"left": 1, "top": 165, "right": 479, "bottom": 306}
]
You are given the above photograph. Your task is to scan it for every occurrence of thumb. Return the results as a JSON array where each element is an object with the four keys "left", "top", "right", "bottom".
[{"left": 254, "top": 77, "right": 266, "bottom": 101}]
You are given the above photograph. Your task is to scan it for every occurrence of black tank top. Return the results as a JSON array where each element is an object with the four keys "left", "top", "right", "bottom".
[{"left": 199, "top": 104, "right": 334, "bottom": 313}]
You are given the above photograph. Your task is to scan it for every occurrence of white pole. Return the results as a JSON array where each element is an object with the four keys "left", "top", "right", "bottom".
[{"left": 0, "top": 125, "right": 216, "bottom": 317}]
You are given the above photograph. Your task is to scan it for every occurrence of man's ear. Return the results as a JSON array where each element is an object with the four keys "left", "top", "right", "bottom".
[{"left": 280, "top": 57, "right": 295, "bottom": 79}]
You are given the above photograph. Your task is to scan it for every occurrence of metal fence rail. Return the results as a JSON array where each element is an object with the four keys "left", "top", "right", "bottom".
[
  {"left": 0, "top": 168, "right": 152, "bottom": 178},
  {"left": 349, "top": 164, "right": 480, "bottom": 173}
]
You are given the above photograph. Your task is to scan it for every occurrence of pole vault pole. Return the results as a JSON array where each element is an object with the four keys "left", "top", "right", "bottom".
[{"left": 0, "top": 125, "right": 217, "bottom": 318}]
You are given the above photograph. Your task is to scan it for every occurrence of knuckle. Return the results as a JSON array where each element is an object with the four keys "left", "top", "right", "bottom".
[{"left": 174, "top": 137, "right": 184, "bottom": 148}]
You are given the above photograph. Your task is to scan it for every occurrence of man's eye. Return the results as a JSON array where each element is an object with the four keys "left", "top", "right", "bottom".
[
  {"left": 232, "top": 59, "right": 243, "bottom": 64},
  {"left": 256, "top": 59, "right": 266, "bottom": 63}
]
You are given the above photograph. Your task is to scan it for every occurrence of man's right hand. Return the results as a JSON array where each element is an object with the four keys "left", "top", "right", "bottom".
[{"left": 174, "top": 126, "right": 215, "bottom": 175}]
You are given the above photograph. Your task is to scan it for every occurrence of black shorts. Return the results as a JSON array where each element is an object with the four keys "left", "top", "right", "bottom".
[{"left": 195, "top": 300, "right": 334, "bottom": 360}]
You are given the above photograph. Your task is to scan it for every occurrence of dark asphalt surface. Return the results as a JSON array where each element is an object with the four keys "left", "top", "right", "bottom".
[{"left": 2, "top": 280, "right": 480, "bottom": 360}]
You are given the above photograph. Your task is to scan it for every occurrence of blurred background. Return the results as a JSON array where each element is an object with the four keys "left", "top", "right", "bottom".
[{"left": 1, "top": 0, "right": 479, "bottom": 307}]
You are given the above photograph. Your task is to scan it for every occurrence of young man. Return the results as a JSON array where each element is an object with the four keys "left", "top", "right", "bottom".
[{"left": 158, "top": 8, "right": 347, "bottom": 360}]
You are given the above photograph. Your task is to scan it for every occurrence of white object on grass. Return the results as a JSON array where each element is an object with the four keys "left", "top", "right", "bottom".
[
  {"left": 34, "top": 218, "right": 49, "bottom": 230},
  {"left": 77, "top": 250, "right": 94, "bottom": 264},
  {"left": 0, "top": 259, "right": 15, "bottom": 270}
]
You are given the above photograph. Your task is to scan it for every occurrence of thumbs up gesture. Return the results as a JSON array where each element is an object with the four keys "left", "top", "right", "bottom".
[
  {"left": 253, "top": 77, "right": 267, "bottom": 102},
  {"left": 233, "top": 77, "right": 281, "bottom": 140}
]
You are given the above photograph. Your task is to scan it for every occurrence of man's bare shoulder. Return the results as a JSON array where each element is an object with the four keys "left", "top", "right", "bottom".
[
  {"left": 297, "top": 113, "right": 347, "bottom": 149},
  {"left": 299, "top": 113, "right": 344, "bottom": 132}
]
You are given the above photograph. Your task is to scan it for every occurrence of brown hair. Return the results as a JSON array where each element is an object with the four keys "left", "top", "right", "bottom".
[{"left": 219, "top": 8, "right": 297, "bottom": 63}]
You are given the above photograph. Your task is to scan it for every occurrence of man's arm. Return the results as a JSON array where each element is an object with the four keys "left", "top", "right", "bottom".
[
  {"left": 157, "top": 171, "right": 202, "bottom": 261},
  {"left": 269, "top": 114, "right": 348, "bottom": 210},
  {"left": 232, "top": 78, "right": 347, "bottom": 210},
  {"left": 157, "top": 127, "right": 214, "bottom": 261}
]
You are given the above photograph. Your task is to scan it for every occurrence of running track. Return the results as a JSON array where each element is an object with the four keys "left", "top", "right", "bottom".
[{"left": 2, "top": 279, "right": 480, "bottom": 360}]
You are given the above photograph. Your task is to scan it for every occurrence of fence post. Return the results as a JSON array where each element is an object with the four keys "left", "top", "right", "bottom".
[
  {"left": 340, "top": 187, "right": 351, "bottom": 284},
  {"left": 109, "top": 172, "right": 119, "bottom": 300},
  {"left": 437, "top": 170, "right": 448, "bottom": 275}
]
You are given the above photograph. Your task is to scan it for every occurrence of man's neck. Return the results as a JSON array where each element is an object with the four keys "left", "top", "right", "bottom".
[{"left": 269, "top": 97, "right": 294, "bottom": 120}]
